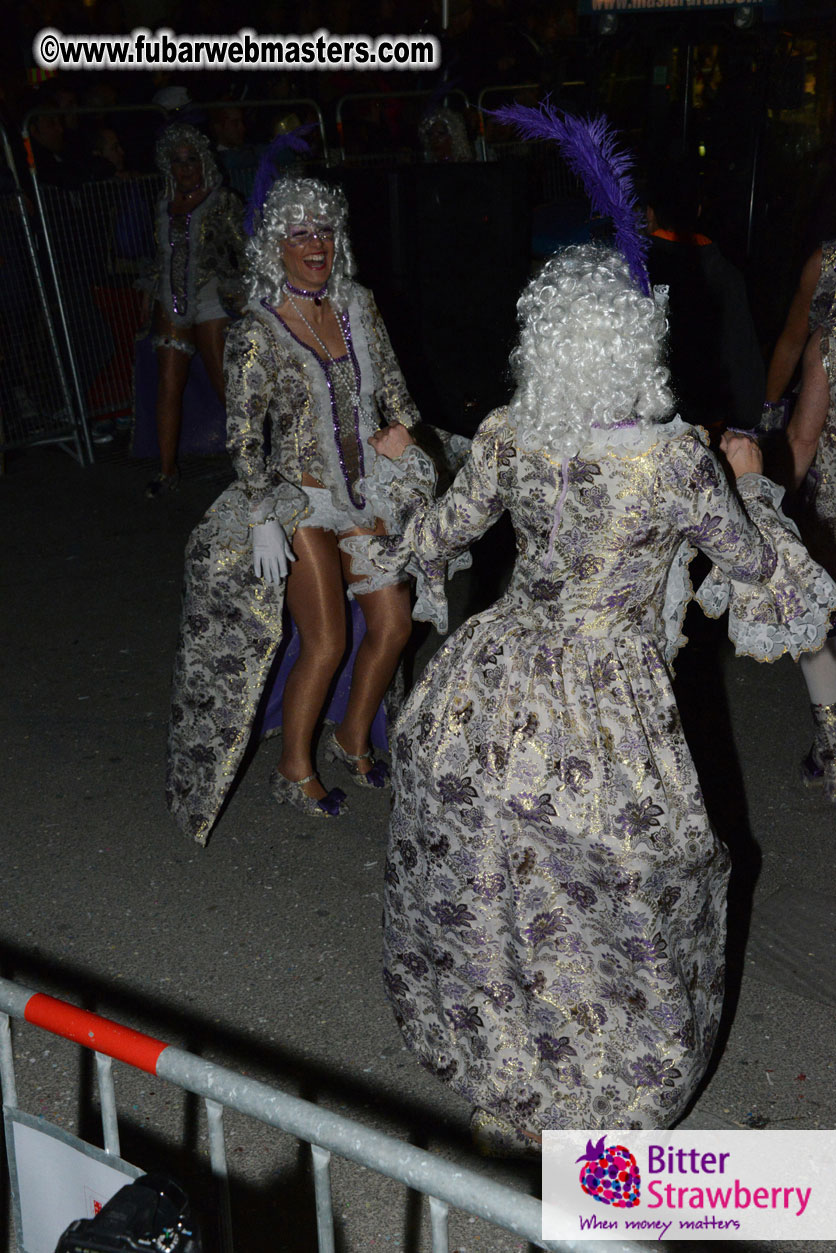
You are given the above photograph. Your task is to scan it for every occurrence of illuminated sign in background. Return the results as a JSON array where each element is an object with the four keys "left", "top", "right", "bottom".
[{"left": 578, "top": 1, "right": 764, "bottom": 12}]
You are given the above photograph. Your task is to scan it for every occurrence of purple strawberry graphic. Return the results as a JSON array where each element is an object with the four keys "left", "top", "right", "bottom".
[{"left": 577, "top": 1136, "right": 641, "bottom": 1208}]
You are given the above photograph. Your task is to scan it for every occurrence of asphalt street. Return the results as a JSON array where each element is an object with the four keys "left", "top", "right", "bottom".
[{"left": 1, "top": 439, "right": 834, "bottom": 1253}]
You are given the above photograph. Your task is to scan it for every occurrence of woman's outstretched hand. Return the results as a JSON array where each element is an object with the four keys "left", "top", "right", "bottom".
[
  {"left": 720, "top": 430, "right": 763, "bottom": 479},
  {"left": 369, "top": 422, "right": 415, "bottom": 460}
]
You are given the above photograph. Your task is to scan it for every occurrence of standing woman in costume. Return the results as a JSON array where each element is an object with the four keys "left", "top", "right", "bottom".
[
  {"left": 139, "top": 123, "right": 245, "bottom": 497},
  {"left": 764, "top": 242, "right": 836, "bottom": 798},
  {"left": 167, "top": 173, "right": 422, "bottom": 843},
  {"left": 345, "top": 110, "right": 836, "bottom": 1147}
]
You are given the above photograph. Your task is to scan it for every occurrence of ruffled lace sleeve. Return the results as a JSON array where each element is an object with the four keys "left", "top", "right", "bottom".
[
  {"left": 342, "top": 411, "right": 508, "bottom": 633},
  {"left": 695, "top": 474, "right": 836, "bottom": 661},
  {"left": 223, "top": 315, "right": 309, "bottom": 535}
]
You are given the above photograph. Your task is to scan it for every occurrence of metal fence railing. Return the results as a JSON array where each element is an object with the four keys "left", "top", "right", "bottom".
[
  {"left": 38, "top": 175, "right": 159, "bottom": 427},
  {"left": 0, "top": 975, "right": 649, "bottom": 1253},
  {"left": 475, "top": 84, "right": 585, "bottom": 204},
  {"left": 0, "top": 125, "right": 89, "bottom": 465},
  {"left": 17, "top": 102, "right": 329, "bottom": 449},
  {"left": 6, "top": 89, "right": 589, "bottom": 467}
]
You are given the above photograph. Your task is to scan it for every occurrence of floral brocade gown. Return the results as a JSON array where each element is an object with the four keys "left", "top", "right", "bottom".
[
  {"left": 344, "top": 409, "right": 836, "bottom": 1133},
  {"left": 806, "top": 238, "right": 836, "bottom": 577}
]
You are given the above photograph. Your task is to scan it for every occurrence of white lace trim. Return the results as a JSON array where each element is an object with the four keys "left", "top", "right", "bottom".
[
  {"left": 695, "top": 473, "right": 836, "bottom": 663},
  {"left": 341, "top": 538, "right": 450, "bottom": 631},
  {"left": 574, "top": 414, "right": 698, "bottom": 458},
  {"left": 207, "top": 481, "right": 310, "bottom": 552},
  {"left": 513, "top": 413, "right": 701, "bottom": 461},
  {"left": 341, "top": 549, "right": 412, "bottom": 602},
  {"left": 726, "top": 600, "right": 836, "bottom": 663},
  {"left": 661, "top": 539, "right": 696, "bottom": 666},
  {"left": 342, "top": 443, "right": 470, "bottom": 633},
  {"left": 359, "top": 444, "right": 438, "bottom": 522},
  {"left": 246, "top": 286, "right": 380, "bottom": 526}
]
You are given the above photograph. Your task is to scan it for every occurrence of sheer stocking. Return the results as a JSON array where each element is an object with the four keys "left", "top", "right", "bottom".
[
  {"left": 154, "top": 311, "right": 227, "bottom": 477},
  {"left": 278, "top": 526, "right": 347, "bottom": 799},
  {"left": 800, "top": 637, "right": 836, "bottom": 706},
  {"left": 276, "top": 516, "right": 412, "bottom": 795},
  {"left": 339, "top": 522, "right": 412, "bottom": 760}
]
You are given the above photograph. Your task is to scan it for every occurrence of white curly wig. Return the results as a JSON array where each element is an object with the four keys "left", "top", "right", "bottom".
[
  {"left": 418, "top": 107, "right": 474, "bottom": 163},
  {"left": 244, "top": 175, "right": 356, "bottom": 309},
  {"left": 509, "top": 243, "right": 674, "bottom": 457},
  {"left": 155, "top": 123, "right": 221, "bottom": 199}
]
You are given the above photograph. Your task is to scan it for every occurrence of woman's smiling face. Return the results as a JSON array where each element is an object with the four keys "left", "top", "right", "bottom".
[
  {"left": 280, "top": 220, "right": 335, "bottom": 290},
  {"left": 170, "top": 145, "right": 202, "bottom": 194}
]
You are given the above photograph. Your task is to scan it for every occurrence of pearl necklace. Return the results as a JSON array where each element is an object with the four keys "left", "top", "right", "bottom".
[
  {"left": 267, "top": 292, "right": 366, "bottom": 509},
  {"left": 283, "top": 287, "right": 347, "bottom": 365}
]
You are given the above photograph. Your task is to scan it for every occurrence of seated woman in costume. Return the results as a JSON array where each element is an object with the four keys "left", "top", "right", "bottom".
[
  {"left": 138, "top": 123, "right": 245, "bottom": 497},
  {"left": 166, "top": 174, "right": 425, "bottom": 842},
  {"left": 348, "top": 231, "right": 836, "bottom": 1145}
]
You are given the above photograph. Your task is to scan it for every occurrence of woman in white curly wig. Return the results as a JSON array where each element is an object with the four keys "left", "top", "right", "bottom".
[
  {"left": 166, "top": 172, "right": 425, "bottom": 840},
  {"left": 139, "top": 123, "right": 245, "bottom": 497},
  {"left": 351, "top": 237, "right": 836, "bottom": 1151}
]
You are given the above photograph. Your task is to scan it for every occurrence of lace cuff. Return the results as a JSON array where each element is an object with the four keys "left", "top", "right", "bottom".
[
  {"left": 207, "top": 481, "right": 309, "bottom": 553},
  {"left": 248, "top": 480, "right": 310, "bottom": 533},
  {"left": 361, "top": 444, "right": 438, "bottom": 529},
  {"left": 341, "top": 444, "right": 466, "bottom": 634},
  {"left": 695, "top": 478, "right": 836, "bottom": 662},
  {"left": 661, "top": 539, "right": 697, "bottom": 666}
]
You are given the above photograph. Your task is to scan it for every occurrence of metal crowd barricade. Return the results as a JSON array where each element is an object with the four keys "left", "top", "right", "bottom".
[
  {"left": 0, "top": 975, "right": 646, "bottom": 1253},
  {"left": 41, "top": 172, "right": 161, "bottom": 428},
  {"left": 20, "top": 101, "right": 329, "bottom": 446},
  {"left": 334, "top": 89, "right": 470, "bottom": 163},
  {"left": 21, "top": 104, "right": 172, "bottom": 447},
  {"left": 0, "top": 125, "right": 89, "bottom": 466},
  {"left": 475, "top": 83, "right": 542, "bottom": 162},
  {"left": 475, "top": 85, "right": 585, "bottom": 204}
]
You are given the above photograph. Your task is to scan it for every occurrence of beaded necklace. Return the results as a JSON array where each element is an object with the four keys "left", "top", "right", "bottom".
[
  {"left": 263, "top": 295, "right": 366, "bottom": 508},
  {"left": 168, "top": 210, "right": 192, "bottom": 316}
]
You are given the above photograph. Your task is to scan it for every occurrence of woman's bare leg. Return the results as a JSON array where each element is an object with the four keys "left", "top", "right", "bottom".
[
  {"left": 154, "top": 307, "right": 194, "bottom": 478},
  {"left": 277, "top": 526, "right": 347, "bottom": 799},
  {"left": 788, "top": 328, "right": 829, "bottom": 491},
  {"left": 338, "top": 519, "right": 412, "bottom": 771},
  {"left": 193, "top": 317, "right": 229, "bottom": 402}
]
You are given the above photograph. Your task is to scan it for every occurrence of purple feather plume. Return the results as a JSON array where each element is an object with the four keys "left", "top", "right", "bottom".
[
  {"left": 489, "top": 100, "right": 650, "bottom": 295},
  {"left": 244, "top": 125, "right": 315, "bottom": 236}
]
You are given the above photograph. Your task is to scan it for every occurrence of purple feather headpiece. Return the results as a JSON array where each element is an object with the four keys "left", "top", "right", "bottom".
[
  {"left": 244, "top": 125, "right": 315, "bottom": 236},
  {"left": 489, "top": 100, "right": 650, "bottom": 296}
]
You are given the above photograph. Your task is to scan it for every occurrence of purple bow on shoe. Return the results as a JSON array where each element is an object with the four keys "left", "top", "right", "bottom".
[
  {"left": 317, "top": 787, "right": 348, "bottom": 816},
  {"left": 364, "top": 760, "right": 389, "bottom": 788}
]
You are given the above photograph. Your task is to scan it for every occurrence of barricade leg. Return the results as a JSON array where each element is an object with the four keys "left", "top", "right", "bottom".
[
  {"left": 205, "top": 1098, "right": 235, "bottom": 1253},
  {"left": 94, "top": 1052, "right": 121, "bottom": 1156},
  {"left": 0, "top": 1013, "right": 18, "bottom": 1109},
  {"left": 311, "top": 1144, "right": 336, "bottom": 1253},
  {"left": 429, "top": 1195, "right": 450, "bottom": 1253}
]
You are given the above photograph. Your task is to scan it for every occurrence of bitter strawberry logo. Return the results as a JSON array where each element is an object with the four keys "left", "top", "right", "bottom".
[{"left": 577, "top": 1136, "right": 641, "bottom": 1207}]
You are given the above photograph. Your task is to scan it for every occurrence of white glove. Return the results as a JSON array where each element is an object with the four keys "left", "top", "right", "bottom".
[{"left": 251, "top": 521, "right": 295, "bottom": 584}]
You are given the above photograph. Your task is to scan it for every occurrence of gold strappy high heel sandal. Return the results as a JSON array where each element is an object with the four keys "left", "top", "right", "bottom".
[
  {"left": 324, "top": 729, "right": 390, "bottom": 789},
  {"left": 269, "top": 768, "right": 348, "bottom": 817}
]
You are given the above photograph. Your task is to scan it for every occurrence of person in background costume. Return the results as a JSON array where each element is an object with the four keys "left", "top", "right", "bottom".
[
  {"left": 344, "top": 107, "right": 836, "bottom": 1151},
  {"left": 167, "top": 170, "right": 446, "bottom": 842},
  {"left": 137, "top": 124, "right": 245, "bottom": 497},
  {"left": 764, "top": 241, "right": 836, "bottom": 799}
]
